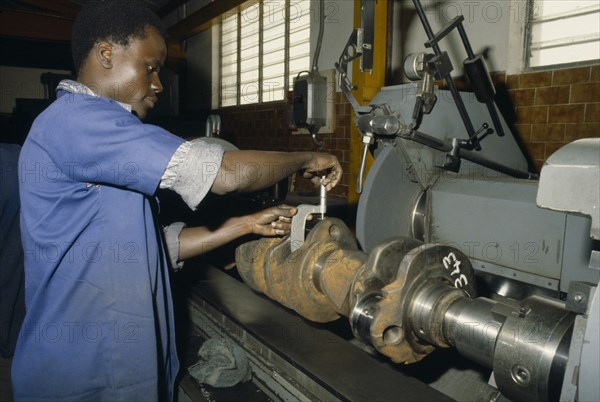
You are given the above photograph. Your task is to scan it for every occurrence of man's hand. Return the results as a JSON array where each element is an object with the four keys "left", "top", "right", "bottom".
[
  {"left": 178, "top": 204, "right": 299, "bottom": 261},
  {"left": 300, "top": 153, "right": 342, "bottom": 191},
  {"left": 249, "top": 205, "right": 298, "bottom": 236}
]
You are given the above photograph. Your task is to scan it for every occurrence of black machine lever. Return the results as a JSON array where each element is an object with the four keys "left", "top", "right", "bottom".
[
  {"left": 335, "top": 0, "right": 536, "bottom": 184},
  {"left": 412, "top": 0, "right": 505, "bottom": 150}
]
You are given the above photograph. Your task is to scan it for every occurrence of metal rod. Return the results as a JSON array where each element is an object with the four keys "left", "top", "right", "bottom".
[
  {"left": 320, "top": 176, "right": 326, "bottom": 220},
  {"left": 412, "top": 0, "right": 479, "bottom": 149},
  {"left": 485, "top": 102, "right": 505, "bottom": 137},
  {"left": 456, "top": 23, "right": 475, "bottom": 59},
  {"left": 444, "top": 78, "right": 480, "bottom": 149},
  {"left": 312, "top": 0, "right": 324, "bottom": 72},
  {"left": 408, "top": 131, "right": 535, "bottom": 179},
  {"left": 457, "top": 21, "right": 506, "bottom": 139},
  {"left": 410, "top": 131, "right": 453, "bottom": 153},
  {"left": 357, "top": 142, "right": 370, "bottom": 193},
  {"left": 412, "top": 0, "right": 436, "bottom": 41},
  {"left": 458, "top": 148, "right": 538, "bottom": 180},
  {"left": 425, "top": 16, "right": 464, "bottom": 49}
]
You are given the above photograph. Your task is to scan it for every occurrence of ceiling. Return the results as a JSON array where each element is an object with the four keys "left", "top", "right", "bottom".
[
  {"left": 0, "top": 0, "right": 183, "bottom": 42},
  {"left": 0, "top": 0, "right": 80, "bottom": 19},
  {"left": 0, "top": 0, "right": 176, "bottom": 18},
  {"left": 65, "top": 0, "right": 173, "bottom": 12}
]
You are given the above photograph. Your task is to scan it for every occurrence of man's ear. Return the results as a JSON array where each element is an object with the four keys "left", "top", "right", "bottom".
[{"left": 95, "top": 42, "right": 113, "bottom": 69}]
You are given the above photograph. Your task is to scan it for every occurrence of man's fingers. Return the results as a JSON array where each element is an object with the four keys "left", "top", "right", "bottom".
[
  {"left": 270, "top": 219, "right": 291, "bottom": 235},
  {"left": 308, "top": 170, "right": 340, "bottom": 190},
  {"left": 271, "top": 205, "right": 297, "bottom": 218}
]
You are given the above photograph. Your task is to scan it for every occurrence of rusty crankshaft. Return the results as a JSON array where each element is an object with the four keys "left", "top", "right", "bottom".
[{"left": 235, "top": 218, "right": 476, "bottom": 364}]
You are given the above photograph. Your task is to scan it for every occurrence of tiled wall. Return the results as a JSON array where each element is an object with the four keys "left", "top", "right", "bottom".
[
  {"left": 214, "top": 64, "right": 599, "bottom": 200},
  {"left": 507, "top": 64, "right": 600, "bottom": 171}
]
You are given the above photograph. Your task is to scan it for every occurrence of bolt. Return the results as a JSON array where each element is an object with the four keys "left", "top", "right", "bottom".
[
  {"left": 511, "top": 365, "right": 531, "bottom": 386},
  {"left": 574, "top": 293, "right": 584, "bottom": 304},
  {"left": 518, "top": 307, "right": 528, "bottom": 318}
]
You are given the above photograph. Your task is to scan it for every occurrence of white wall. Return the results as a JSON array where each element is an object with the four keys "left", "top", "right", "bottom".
[
  {"left": 391, "top": 0, "right": 521, "bottom": 83},
  {"left": 162, "top": 0, "right": 520, "bottom": 102},
  {"left": 0, "top": 66, "right": 71, "bottom": 114},
  {"left": 310, "top": 0, "right": 355, "bottom": 73},
  {"left": 162, "top": 0, "right": 355, "bottom": 109},
  {"left": 310, "top": 0, "right": 519, "bottom": 84}
]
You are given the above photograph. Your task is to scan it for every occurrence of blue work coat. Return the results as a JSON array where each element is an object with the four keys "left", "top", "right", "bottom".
[{"left": 13, "top": 89, "right": 187, "bottom": 401}]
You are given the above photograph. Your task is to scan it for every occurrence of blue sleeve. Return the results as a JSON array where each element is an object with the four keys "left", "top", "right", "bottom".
[{"left": 31, "top": 94, "right": 184, "bottom": 195}]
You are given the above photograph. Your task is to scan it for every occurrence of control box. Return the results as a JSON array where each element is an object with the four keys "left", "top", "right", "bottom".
[{"left": 293, "top": 71, "right": 328, "bottom": 128}]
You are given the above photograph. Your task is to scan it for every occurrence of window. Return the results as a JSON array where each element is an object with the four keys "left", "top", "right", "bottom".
[
  {"left": 217, "top": 0, "right": 311, "bottom": 107},
  {"left": 525, "top": 0, "right": 600, "bottom": 69}
]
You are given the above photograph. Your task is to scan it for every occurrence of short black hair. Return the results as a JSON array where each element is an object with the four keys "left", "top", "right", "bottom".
[{"left": 71, "top": 0, "right": 168, "bottom": 73}]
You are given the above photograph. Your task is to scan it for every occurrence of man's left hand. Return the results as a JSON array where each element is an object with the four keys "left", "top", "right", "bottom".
[{"left": 250, "top": 205, "right": 298, "bottom": 236}]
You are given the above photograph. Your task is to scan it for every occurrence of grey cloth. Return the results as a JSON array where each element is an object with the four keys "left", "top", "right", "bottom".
[
  {"left": 188, "top": 339, "right": 252, "bottom": 387},
  {"left": 163, "top": 222, "right": 186, "bottom": 270},
  {"left": 160, "top": 139, "right": 224, "bottom": 210},
  {"left": 159, "top": 138, "right": 225, "bottom": 270}
]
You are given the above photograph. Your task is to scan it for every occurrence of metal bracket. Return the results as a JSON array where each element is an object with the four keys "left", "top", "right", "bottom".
[
  {"left": 335, "top": 28, "right": 372, "bottom": 116},
  {"left": 290, "top": 182, "right": 327, "bottom": 252},
  {"left": 360, "top": 0, "right": 376, "bottom": 72},
  {"left": 566, "top": 281, "right": 597, "bottom": 314},
  {"left": 290, "top": 205, "right": 322, "bottom": 252}
]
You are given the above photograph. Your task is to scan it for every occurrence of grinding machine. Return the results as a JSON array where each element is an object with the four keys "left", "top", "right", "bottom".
[{"left": 227, "top": 1, "right": 600, "bottom": 401}]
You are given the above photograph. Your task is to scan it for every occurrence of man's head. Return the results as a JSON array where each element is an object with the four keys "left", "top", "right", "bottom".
[{"left": 72, "top": 0, "right": 168, "bottom": 119}]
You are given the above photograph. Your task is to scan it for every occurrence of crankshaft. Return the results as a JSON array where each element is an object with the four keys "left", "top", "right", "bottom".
[{"left": 235, "top": 218, "right": 575, "bottom": 402}]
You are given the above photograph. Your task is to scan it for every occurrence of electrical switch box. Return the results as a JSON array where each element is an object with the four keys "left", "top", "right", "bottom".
[{"left": 293, "top": 71, "right": 328, "bottom": 128}]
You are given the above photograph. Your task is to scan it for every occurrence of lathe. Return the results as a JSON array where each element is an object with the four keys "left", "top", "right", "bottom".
[{"left": 179, "top": 1, "right": 599, "bottom": 401}]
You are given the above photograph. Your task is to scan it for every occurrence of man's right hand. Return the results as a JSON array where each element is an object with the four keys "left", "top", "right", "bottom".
[{"left": 300, "top": 153, "right": 342, "bottom": 191}]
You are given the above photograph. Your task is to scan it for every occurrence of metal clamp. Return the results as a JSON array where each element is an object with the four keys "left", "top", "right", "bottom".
[{"left": 290, "top": 179, "right": 327, "bottom": 252}]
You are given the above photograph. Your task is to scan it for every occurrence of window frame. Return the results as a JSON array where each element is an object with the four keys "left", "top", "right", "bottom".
[
  {"left": 215, "top": 0, "right": 311, "bottom": 108},
  {"left": 523, "top": 0, "right": 600, "bottom": 71}
]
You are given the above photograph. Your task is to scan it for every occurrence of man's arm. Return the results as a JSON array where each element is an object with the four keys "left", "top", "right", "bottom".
[
  {"left": 211, "top": 151, "right": 342, "bottom": 195},
  {"left": 177, "top": 205, "right": 297, "bottom": 261}
]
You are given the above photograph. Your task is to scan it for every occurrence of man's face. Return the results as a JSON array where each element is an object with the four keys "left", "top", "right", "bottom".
[{"left": 108, "top": 26, "right": 167, "bottom": 120}]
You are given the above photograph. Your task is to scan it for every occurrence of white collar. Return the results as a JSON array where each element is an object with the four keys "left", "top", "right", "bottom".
[{"left": 57, "top": 79, "right": 133, "bottom": 112}]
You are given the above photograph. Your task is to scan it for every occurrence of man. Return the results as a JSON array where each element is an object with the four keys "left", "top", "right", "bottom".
[{"left": 12, "top": 1, "right": 341, "bottom": 401}]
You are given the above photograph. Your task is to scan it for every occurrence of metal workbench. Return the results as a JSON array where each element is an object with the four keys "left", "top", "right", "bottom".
[{"left": 175, "top": 262, "right": 457, "bottom": 402}]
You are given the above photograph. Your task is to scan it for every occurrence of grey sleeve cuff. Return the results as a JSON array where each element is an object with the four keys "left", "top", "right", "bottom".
[
  {"left": 160, "top": 139, "right": 225, "bottom": 210},
  {"left": 164, "top": 222, "right": 187, "bottom": 271}
]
